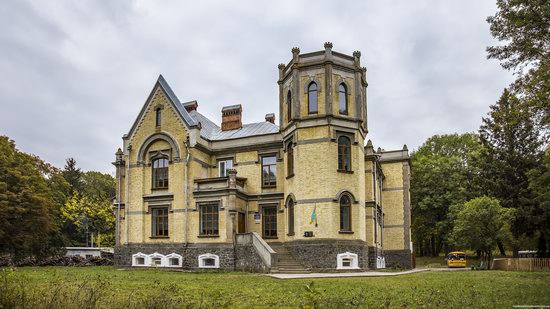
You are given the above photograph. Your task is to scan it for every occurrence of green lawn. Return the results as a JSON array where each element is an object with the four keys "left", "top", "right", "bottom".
[{"left": 2, "top": 267, "right": 549, "bottom": 308}]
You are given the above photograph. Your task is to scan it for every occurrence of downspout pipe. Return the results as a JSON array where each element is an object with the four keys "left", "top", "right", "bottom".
[
  {"left": 183, "top": 137, "right": 191, "bottom": 247},
  {"left": 125, "top": 145, "right": 131, "bottom": 245}
]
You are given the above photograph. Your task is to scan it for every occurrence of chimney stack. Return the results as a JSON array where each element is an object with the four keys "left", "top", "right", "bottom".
[
  {"left": 183, "top": 101, "right": 198, "bottom": 112},
  {"left": 265, "top": 113, "right": 275, "bottom": 124},
  {"left": 221, "top": 104, "right": 242, "bottom": 131}
]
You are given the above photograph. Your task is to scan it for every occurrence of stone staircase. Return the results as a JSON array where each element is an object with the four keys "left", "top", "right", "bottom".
[{"left": 269, "top": 243, "right": 310, "bottom": 274}]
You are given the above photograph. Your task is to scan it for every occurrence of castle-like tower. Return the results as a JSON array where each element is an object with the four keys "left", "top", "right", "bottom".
[{"left": 113, "top": 43, "right": 412, "bottom": 272}]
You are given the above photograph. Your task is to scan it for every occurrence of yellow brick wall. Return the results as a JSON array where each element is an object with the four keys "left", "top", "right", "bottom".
[
  {"left": 381, "top": 162, "right": 406, "bottom": 250},
  {"left": 331, "top": 74, "right": 356, "bottom": 117},
  {"left": 118, "top": 78, "right": 409, "bottom": 253}
]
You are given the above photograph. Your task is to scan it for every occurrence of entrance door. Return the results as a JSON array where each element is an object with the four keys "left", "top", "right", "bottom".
[
  {"left": 238, "top": 212, "right": 246, "bottom": 234},
  {"left": 262, "top": 206, "right": 278, "bottom": 238}
]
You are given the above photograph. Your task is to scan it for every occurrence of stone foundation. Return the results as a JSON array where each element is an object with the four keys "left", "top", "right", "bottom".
[
  {"left": 115, "top": 242, "right": 267, "bottom": 272},
  {"left": 234, "top": 243, "right": 268, "bottom": 273},
  {"left": 384, "top": 249, "right": 413, "bottom": 269},
  {"left": 285, "top": 239, "right": 369, "bottom": 271}
]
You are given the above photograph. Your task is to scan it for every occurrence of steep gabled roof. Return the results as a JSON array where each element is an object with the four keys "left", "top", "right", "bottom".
[{"left": 125, "top": 75, "right": 197, "bottom": 139}]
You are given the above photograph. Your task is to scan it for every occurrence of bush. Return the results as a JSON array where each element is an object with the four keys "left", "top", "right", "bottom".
[{"left": 0, "top": 255, "right": 113, "bottom": 267}]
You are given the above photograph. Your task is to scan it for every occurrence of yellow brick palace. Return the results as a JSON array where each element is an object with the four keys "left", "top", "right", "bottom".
[{"left": 113, "top": 43, "right": 412, "bottom": 272}]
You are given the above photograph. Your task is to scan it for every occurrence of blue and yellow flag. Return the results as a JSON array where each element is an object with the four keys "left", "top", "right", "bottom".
[{"left": 310, "top": 205, "right": 317, "bottom": 225}]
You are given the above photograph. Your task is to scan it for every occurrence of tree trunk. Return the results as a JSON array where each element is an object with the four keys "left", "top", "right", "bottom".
[
  {"left": 497, "top": 240, "right": 506, "bottom": 256},
  {"left": 476, "top": 250, "right": 481, "bottom": 259},
  {"left": 487, "top": 250, "right": 492, "bottom": 270}
]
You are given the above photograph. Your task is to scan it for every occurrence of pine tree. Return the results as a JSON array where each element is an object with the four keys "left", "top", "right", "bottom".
[{"left": 479, "top": 89, "right": 543, "bottom": 255}]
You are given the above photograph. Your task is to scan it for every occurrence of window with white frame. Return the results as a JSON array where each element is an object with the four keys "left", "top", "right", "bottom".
[
  {"left": 149, "top": 252, "right": 166, "bottom": 267},
  {"left": 198, "top": 253, "right": 220, "bottom": 268},
  {"left": 132, "top": 252, "right": 149, "bottom": 267},
  {"left": 336, "top": 252, "right": 359, "bottom": 269},
  {"left": 166, "top": 253, "right": 183, "bottom": 267},
  {"left": 218, "top": 159, "right": 233, "bottom": 177}
]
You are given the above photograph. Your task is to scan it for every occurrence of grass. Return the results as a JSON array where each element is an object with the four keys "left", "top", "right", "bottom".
[{"left": 2, "top": 267, "right": 550, "bottom": 308}]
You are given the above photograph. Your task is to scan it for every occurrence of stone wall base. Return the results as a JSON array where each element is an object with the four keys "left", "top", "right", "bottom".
[
  {"left": 115, "top": 243, "right": 267, "bottom": 272},
  {"left": 285, "top": 239, "right": 369, "bottom": 271},
  {"left": 384, "top": 249, "right": 413, "bottom": 269}
]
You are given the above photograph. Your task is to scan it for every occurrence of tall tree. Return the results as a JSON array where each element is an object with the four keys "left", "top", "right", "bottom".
[
  {"left": 62, "top": 158, "right": 83, "bottom": 195},
  {"left": 0, "top": 136, "right": 63, "bottom": 258},
  {"left": 479, "top": 89, "right": 543, "bottom": 255},
  {"left": 487, "top": 0, "right": 550, "bottom": 136},
  {"left": 451, "top": 196, "right": 515, "bottom": 268},
  {"left": 528, "top": 151, "right": 550, "bottom": 257},
  {"left": 411, "top": 133, "right": 483, "bottom": 256}
]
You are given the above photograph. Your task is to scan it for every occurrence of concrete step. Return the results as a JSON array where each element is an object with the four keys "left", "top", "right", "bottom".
[{"left": 277, "top": 269, "right": 311, "bottom": 274}]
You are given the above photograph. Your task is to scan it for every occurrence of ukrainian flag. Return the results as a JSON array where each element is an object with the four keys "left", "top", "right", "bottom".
[{"left": 310, "top": 205, "right": 316, "bottom": 224}]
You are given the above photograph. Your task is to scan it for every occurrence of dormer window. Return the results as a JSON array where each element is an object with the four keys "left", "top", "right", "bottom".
[
  {"left": 152, "top": 158, "right": 169, "bottom": 189},
  {"left": 308, "top": 82, "right": 318, "bottom": 114},
  {"left": 155, "top": 108, "right": 162, "bottom": 127},
  {"left": 338, "top": 83, "right": 348, "bottom": 114}
]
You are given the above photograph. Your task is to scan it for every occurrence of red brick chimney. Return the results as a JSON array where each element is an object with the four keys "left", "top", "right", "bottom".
[{"left": 221, "top": 104, "right": 242, "bottom": 131}]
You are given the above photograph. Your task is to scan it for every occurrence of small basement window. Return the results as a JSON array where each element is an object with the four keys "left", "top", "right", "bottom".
[
  {"left": 152, "top": 257, "right": 162, "bottom": 266},
  {"left": 166, "top": 253, "right": 183, "bottom": 267},
  {"left": 342, "top": 258, "right": 351, "bottom": 268},
  {"left": 132, "top": 252, "right": 149, "bottom": 267},
  {"left": 198, "top": 253, "right": 220, "bottom": 269},
  {"left": 337, "top": 252, "right": 359, "bottom": 270},
  {"left": 169, "top": 258, "right": 179, "bottom": 266}
]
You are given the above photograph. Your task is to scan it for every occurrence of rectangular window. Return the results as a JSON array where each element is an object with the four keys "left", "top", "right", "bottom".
[
  {"left": 340, "top": 204, "right": 351, "bottom": 231},
  {"left": 151, "top": 207, "right": 169, "bottom": 237},
  {"left": 152, "top": 158, "right": 169, "bottom": 189},
  {"left": 218, "top": 159, "right": 233, "bottom": 177},
  {"left": 262, "top": 206, "right": 278, "bottom": 238},
  {"left": 200, "top": 204, "right": 219, "bottom": 236},
  {"left": 261, "top": 155, "right": 277, "bottom": 187}
]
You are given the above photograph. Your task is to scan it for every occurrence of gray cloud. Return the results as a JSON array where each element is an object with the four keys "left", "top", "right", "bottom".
[{"left": 0, "top": 0, "right": 513, "bottom": 173}]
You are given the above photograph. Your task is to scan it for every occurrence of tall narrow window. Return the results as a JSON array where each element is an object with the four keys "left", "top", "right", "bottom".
[
  {"left": 287, "top": 198, "right": 294, "bottom": 235},
  {"left": 338, "top": 83, "right": 348, "bottom": 114},
  {"left": 200, "top": 204, "right": 219, "bottom": 236},
  {"left": 287, "top": 90, "right": 292, "bottom": 121},
  {"left": 155, "top": 108, "right": 161, "bottom": 127},
  {"left": 338, "top": 136, "right": 351, "bottom": 171},
  {"left": 152, "top": 158, "right": 169, "bottom": 189},
  {"left": 151, "top": 207, "right": 168, "bottom": 237},
  {"left": 218, "top": 159, "right": 233, "bottom": 177},
  {"left": 286, "top": 142, "right": 294, "bottom": 176},
  {"left": 261, "top": 155, "right": 277, "bottom": 187},
  {"left": 308, "top": 82, "right": 318, "bottom": 114},
  {"left": 340, "top": 195, "right": 351, "bottom": 231},
  {"left": 263, "top": 206, "right": 278, "bottom": 238}
]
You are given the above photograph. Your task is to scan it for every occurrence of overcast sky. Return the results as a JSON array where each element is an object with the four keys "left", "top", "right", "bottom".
[{"left": 0, "top": 0, "right": 513, "bottom": 173}]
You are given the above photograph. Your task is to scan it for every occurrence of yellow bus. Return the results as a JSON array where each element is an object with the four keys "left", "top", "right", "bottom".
[{"left": 447, "top": 251, "right": 467, "bottom": 268}]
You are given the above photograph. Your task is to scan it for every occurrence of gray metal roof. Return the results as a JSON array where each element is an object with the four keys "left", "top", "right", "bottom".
[
  {"left": 188, "top": 110, "right": 279, "bottom": 141},
  {"left": 157, "top": 75, "right": 197, "bottom": 127}
]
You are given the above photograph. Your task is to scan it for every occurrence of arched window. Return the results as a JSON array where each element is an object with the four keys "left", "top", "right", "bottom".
[
  {"left": 152, "top": 158, "right": 169, "bottom": 189},
  {"left": 287, "top": 142, "right": 294, "bottom": 176},
  {"left": 338, "top": 136, "right": 351, "bottom": 171},
  {"left": 338, "top": 83, "right": 348, "bottom": 114},
  {"left": 287, "top": 198, "right": 295, "bottom": 235},
  {"left": 287, "top": 90, "right": 292, "bottom": 121},
  {"left": 308, "top": 82, "right": 318, "bottom": 114},
  {"left": 340, "top": 195, "right": 351, "bottom": 231},
  {"left": 155, "top": 108, "right": 162, "bottom": 127}
]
